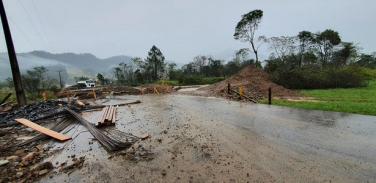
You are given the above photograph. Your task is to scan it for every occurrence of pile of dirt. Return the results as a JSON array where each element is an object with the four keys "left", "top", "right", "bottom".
[{"left": 199, "top": 66, "right": 303, "bottom": 100}]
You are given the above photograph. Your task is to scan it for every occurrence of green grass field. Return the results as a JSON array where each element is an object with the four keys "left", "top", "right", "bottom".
[{"left": 260, "top": 80, "right": 376, "bottom": 116}]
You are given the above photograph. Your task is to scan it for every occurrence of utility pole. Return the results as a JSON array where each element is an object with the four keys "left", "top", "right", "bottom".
[
  {"left": 0, "top": 0, "right": 27, "bottom": 107},
  {"left": 57, "top": 70, "right": 63, "bottom": 88}
]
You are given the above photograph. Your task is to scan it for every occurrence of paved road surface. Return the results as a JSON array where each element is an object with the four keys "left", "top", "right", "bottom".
[{"left": 42, "top": 94, "right": 376, "bottom": 182}]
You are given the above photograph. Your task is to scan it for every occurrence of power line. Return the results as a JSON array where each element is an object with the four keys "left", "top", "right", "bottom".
[
  {"left": 31, "top": 0, "right": 53, "bottom": 51},
  {"left": 8, "top": 16, "right": 36, "bottom": 49},
  {"left": 18, "top": 0, "right": 48, "bottom": 51}
]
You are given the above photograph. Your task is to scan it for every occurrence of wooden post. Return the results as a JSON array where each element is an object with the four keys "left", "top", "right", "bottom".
[
  {"left": 93, "top": 88, "right": 97, "bottom": 100},
  {"left": 42, "top": 92, "right": 47, "bottom": 101},
  {"left": 268, "top": 87, "right": 272, "bottom": 105},
  {"left": 239, "top": 86, "right": 243, "bottom": 99},
  {"left": 66, "top": 89, "right": 70, "bottom": 103},
  {"left": 154, "top": 84, "right": 159, "bottom": 94},
  {"left": 140, "top": 86, "right": 143, "bottom": 95},
  {"left": 228, "top": 83, "right": 230, "bottom": 94},
  {"left": 0, "top": 0, "right": 27, "bottom": 107}
]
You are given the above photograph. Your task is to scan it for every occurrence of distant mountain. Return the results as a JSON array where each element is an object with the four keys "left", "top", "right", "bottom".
[
  {"left": 0, "top": 51, "right": 134, "bottom": 84},
  {"left": 0, "top": 51, "right": 184, "bottom": 84},
  {"left": 28, "top": 51, "right": 134, "bottom": 73}
]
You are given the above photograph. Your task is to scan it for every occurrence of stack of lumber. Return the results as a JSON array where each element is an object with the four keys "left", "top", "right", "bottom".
[{"left": 96, "top": 105, "right": 117, "bottom": 127}]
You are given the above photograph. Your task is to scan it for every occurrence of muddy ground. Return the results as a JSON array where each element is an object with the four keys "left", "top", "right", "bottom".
[{"left": 20, "top": 87, "right": 374, "bottom": 182}]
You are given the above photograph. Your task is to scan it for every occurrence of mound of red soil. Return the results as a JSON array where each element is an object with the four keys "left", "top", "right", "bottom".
[{"left": 199, "top": 66, "right": 303, "bottom": 100}]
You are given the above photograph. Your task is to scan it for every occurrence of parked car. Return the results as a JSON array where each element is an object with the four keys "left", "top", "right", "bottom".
[{"left": 77, "top": 80, "right": 96, "bottom": 88}]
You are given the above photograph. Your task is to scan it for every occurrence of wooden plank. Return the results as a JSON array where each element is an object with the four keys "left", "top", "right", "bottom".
[
  {"left": 104, "top": 106, "right": 111, "bottom": 122},
  {"left": 14, "top": 118, "right": 71, "bottom": 141},
  {"left": 98, "top": 106, "right": 108, "bottom": 126},
  {"left": 111, "top": 107, "right": 116, "bottom": 124},
  {"left": 106, "top": 106, "right": 114, "bottom": 123},
  {"left": 101, "top": 106, "right": 109, "bottom": 123},
  {"left": 99, "top": 106, "right": 108, "bottom": 126}
]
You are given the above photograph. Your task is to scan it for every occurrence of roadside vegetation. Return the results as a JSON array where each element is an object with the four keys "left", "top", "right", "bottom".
[{"left": 260, "top": 80, "right": 376, "bottom": 116}]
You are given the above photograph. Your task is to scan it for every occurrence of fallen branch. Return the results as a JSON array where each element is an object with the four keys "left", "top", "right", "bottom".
[{"left": 0, "top": 93, "right": 12, "bottom": 106}]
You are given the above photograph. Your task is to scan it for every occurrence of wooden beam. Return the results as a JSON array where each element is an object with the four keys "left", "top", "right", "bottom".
[
  {"left": 111, "top": 107, "right": 116, "bottom": 125},
  {"left": 14, "top": 118, "right": 71, "bottom": 141}
]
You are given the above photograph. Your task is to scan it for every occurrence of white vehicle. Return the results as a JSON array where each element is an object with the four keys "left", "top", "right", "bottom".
[{"left": 77, "top": 80, "right": 96, "bottom": 88}]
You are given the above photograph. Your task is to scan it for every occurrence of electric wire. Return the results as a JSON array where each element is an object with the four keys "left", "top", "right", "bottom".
[
  {"left": 31, "top": 0, "right": 53, "bottom": 51},
  {"left": 8, "top": 16, "right": 36, "bottom": 49},
  {"left": 18, "top": 0, "right": 48, "bottom": 51}
]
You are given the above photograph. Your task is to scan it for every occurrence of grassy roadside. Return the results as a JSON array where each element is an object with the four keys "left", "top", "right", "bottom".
[{"left": 260, "top": 80, "right": 376, "bottom": 116}]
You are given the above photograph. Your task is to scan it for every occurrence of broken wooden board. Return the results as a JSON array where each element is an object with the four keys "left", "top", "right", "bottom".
[
  {"left": 14, "top": 118, "right": 71, "bottom": 141},
  {"left": 141, "top": 134, "right": 149, "bottom": 140},
  {"left": 76, "top": 100, "right": 85, "bottom": 107}
]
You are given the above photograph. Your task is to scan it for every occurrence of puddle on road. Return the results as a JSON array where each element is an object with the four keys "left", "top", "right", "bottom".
[{"left": 39, "top": 94, "right": 376, "bottom": 182}]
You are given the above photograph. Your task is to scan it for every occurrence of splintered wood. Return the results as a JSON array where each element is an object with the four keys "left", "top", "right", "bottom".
[{"left": 97, "top": 105, "right": 117, "bottom": 127}]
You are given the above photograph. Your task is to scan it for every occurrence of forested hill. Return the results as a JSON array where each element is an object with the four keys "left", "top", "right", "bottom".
[
  {"left": 0, "top": 51, "right": 134, "bottom": 82},
  {"left": 27, "top": 51, "right": 134, "bottom": 72}
]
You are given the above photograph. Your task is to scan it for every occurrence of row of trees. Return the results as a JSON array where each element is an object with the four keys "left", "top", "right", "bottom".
[
  {"left": 232, "top": 9, "right": 376, "bottom": 89},
  {"left": 108, "top": 44, "right": 261, "bottom": 85},
  {"left": 110, "top": 45, "right": 166, "bottom": 85},
  {"left": 2, "top": 66, "right": 59, "bottom": 99}
]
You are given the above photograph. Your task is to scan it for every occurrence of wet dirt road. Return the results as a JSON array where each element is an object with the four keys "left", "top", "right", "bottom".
[{"left": 41, "top": 93, "right": 376, "bottom": 182}]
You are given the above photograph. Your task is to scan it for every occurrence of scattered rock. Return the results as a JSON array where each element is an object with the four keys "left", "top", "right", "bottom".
[
  {"left": 36, "top": 145, "right": 44, "bottom": 152},
  {"left": 32, "top": 161, "right": 53, "bottom": 171},
  {"left": 14, "top": 150, "right": 25, "bottom": 155},
  {"left": 22, "top": 152, "right": 36, "bottom": 162},
  {"left": 6, "top": 156, "right": 19, "bottom": 161},
  {"left": 21, "top": 161, "right": 29, "bottom": 166},
  {"left": 0, "top": 160, "right": 9, "bottom": 166},
  {"left": 39, "top": 169, "right": 49, "bottom": 176},
  {"left": 161, "top": 169, "right": 166, "bottom": 176},
  {"left": 16, "top": 172, "right": 23, "bottom": 178},
  {"left": 1, "top": 169, "right": 8, "bottom": 176}
]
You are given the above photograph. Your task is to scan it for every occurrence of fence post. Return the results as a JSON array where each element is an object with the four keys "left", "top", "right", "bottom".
[
  {"left": 93, "top": 88, "right": 97, "bottom": 100},
  {"left": 268, "top": 87, "right": 272, "bottom": 105},
  {"left": 228, "top": 83, "right": 230, "bottom": 94},
  {"left": 239, "top": 86, "right": 243, "bottom": 99},
  {"left": 42, "top": 92, "right": 46, "bottom": 101}
]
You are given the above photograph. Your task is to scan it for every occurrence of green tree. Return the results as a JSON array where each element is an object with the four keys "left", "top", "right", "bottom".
[
  {"left": 297, "top": 31, "right": 314, "bottom": 66},
  {"left": 113, "top": 62, "right": 134, "bottom": 84},
  {"left": 193, "top": 55, "right": 207, "bottom": 74},
  {"left": 263, "top": 36, "right": 298, "bottom": 68},
  {"left": 234, "top": 9, "right": 264, "bottom": 62},
  {"left": 5, "top": 77, "right": 14, "bottom": 89},
  {"left": 331, "top": 42, "right": 357, "bottom": 67},
  {"left": 146, "top": 45, "right": 165, "bottom": 81},
  {"left": 356, "top": 53, "right": 376, "bottom": 68},
  {"left": 167, "top": 63, "right": 178, "bottom": 80},
  {"left": 314, "top": 29, "right": 341, "bottom": 66},
  {"left": 97, "top": 73, "right": 105, "bottom": 84}
]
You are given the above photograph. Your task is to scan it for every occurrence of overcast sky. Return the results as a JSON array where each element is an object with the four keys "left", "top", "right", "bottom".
[{"left": 1, "top": 0, "right": 375, "bottom": 64}]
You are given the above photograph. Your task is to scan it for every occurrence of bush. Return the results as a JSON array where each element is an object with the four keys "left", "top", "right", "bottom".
[
  {"left": 203, "top": 77, "right": 225, "bottom": 84},
  {"left": 49, "top": 85, "right": 60, "bottom": 94},
  {"left": 271, "top": 66, "right": 368, "bottom": 89},
  {"left": 178, "top": 75, "right": 205, "bottom": 85}
]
